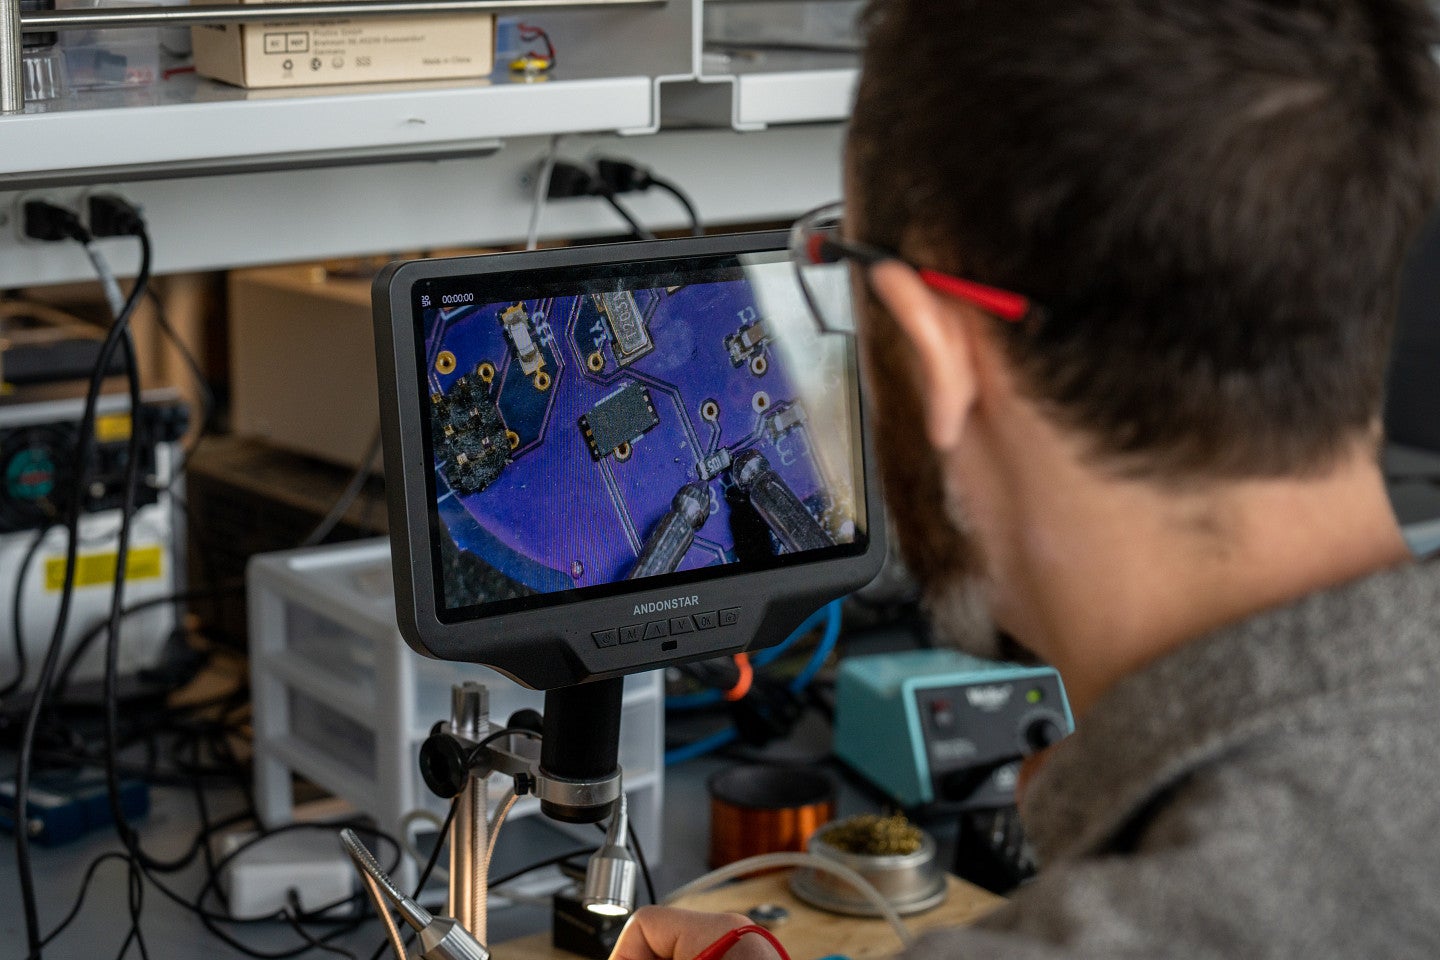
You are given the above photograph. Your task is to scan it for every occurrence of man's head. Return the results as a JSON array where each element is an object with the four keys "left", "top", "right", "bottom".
[{"left": 845, "top": 0, "right": 1440, "bottom": 661}]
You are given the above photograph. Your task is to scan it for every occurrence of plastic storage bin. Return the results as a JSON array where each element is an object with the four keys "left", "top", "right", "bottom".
[{"left": 247, "top": 539, "right": 664, "bottom": 886}]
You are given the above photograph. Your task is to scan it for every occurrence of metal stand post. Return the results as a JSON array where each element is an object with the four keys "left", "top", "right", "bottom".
[
  {"left": 2, "top": 0, "right": 22, "bottom": 114},
  {"left": 446, "top": 683, "right": 489, "bottom": 939},
  {"left": 418, "top": 679, "right": 620, "bottom": 944}
]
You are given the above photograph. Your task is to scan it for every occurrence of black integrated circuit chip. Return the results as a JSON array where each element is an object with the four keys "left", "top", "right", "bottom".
[
  {"left": 433, "top": 371, "right": 511, "bottom": 494},
  {"left": 579, "top": 381, "right": 659, "bottom": 461}
]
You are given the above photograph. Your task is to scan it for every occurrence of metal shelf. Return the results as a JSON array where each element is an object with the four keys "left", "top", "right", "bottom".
[
  {"left": 729, "top": 66, "right": 854, "bottom": 127},
  {"left": 0, "top": 124, "right": 846, "bottom": 287},
  {"left": 0, "top": 0, "right": 857, "bottom": 282},
  {"left": 0, "top": 69, "right": 655, "bottom": 186},
  {"left": 656, "top": 45, "right": 856, "bottom": 131}
]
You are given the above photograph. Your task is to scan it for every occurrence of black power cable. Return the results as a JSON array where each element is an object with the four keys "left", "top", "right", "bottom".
[
  {"left": 599, "top": 192, "right": 657, "bottom": 242},
  {"left": 144, "top": 288, "right": 215, "bottom": 492},
  {"left": 15, "top": 205, "right": 411, "bottom": 959},
  {"left": 488, "top": 847, "right": 597, "bottom": 890},
  {"left": 299, "top": 430, "right": 383, "bottom": 548},
  {"left": 546, "top": 159, "right": 656, "bottom": 241},
  {"left": 39, "top": 810, "right": 401, "bottom": 957},
  {"left": 13, "top": 226, "right": 153, "bottom": 960},
  {"left": 593, "top": 157, "right": 703, "bottom": 237},
  {"left": 110, "top": 328, "right": 151, "bottom": 947},
  {"left": 0, "top": 527, "right": 50, "bottom": 701},
  {"left": 50, "top": 579, "right": 245, "bottom": 704},
  {"left": 648, "top": 176, "right": 703, "bottom": 238},
  {"left": 628, "top": 821, "right": 657, "bottom": 906}
]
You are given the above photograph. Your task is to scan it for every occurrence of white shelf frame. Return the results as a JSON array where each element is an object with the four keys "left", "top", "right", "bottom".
[{"left": 0, "top": 0, "right": 856, "bottom": 283}]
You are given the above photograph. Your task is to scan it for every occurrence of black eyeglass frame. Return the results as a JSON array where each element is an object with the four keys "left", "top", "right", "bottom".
[{"left": 788, "top": 202, "right": 1039, "bottom": 335}]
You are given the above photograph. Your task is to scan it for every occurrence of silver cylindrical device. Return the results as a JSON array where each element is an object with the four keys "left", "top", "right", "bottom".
[
  {"left": 581, "top": 844, "right": 638, "bottom": 917},
  {"left": 733, "top": 450, "right": 833, "bottom": 553},
  {"left": 629, "top": 482, "right": 711, "bottom": 579},
  {"left": 450, "top": 681, "right": 488, "bottom": 741}
]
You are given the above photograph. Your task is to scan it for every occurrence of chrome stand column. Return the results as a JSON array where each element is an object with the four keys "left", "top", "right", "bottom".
[
  {"left": 1, "top": 0, "right": 23, "bottom": 114},
  {"left": 447, "top": 683, "right": 488, "bottom": 940}
]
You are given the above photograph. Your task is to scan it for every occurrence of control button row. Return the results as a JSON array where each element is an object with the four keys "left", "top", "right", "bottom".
[{"left": 592, "top": 607, "right": 740, "bottom": 648}]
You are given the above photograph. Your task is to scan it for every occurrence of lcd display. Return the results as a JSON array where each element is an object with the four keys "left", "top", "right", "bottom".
[{"left": 414, "top": 251, "right": 867, "bottom": 620}]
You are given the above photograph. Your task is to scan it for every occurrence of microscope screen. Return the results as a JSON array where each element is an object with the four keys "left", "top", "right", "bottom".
[{"left": 415, "top": 251, "right": 868, "bottom": 620}]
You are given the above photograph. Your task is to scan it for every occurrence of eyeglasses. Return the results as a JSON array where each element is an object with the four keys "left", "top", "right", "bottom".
[{"left": 788, "top": 202, "right": 1037, "bottom": 335}]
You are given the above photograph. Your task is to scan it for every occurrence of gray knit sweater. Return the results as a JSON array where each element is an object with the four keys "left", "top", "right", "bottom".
[{"left": 911, "top": 560, "right": 1440, "bottom": 958}]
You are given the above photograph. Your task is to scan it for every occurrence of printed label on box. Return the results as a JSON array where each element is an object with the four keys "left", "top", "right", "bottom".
[{"left": 193, "top": 6, "right": 492, "bottom": 89}]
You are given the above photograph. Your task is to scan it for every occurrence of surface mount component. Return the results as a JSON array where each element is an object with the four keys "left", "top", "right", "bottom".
[
  {"left": 725, "top": 318, "right": 770, "bottom": 366},
  {"left": 433, "top": 371, "right": 511, "bottom": 495},
  {"left": 579, "top": 381, "right": 659, "bottom": 461},
  {"left": 765, "top": 402, "right": 807, "bottom": 440},
  {"left": 696, "top": 448, "right": 732, "bottom": 482},
  {"left": 501, "top": 303, "right": 547, "bottom": 377},
  {"left": 595, "top": 292, "right": 653, "bottom": 365}
]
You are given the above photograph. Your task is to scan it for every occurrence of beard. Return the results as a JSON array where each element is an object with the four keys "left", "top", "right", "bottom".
[{"left": 860, "top": 306, "right": 1005, "bottom": 660}]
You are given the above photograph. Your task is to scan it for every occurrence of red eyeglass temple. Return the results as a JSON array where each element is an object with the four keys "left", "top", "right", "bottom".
[
  {"left": 804, "top": 234, "right": 1030, "bottom": 323},
  {"left": 917, "top": 268, "right": 1030, "bottom": 322}
]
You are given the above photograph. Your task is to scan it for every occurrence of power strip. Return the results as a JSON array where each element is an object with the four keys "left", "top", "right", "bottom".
[{"left": 220, "top": 825, "right": 358, "bottom": 920}]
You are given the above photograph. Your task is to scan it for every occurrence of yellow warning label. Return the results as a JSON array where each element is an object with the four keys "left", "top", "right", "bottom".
[
  {"left": 44, "top": 545, "right": 163, "bottom": 591},
  {"left": 95, "top": 413, "right": 133, "bottom": 443}
]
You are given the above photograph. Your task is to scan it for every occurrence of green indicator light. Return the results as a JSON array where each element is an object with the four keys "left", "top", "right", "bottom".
[{"left": 1026, "top": 688, "right": 1043, "bottom": 704}]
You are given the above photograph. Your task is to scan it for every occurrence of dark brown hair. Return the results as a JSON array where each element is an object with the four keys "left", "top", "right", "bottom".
[{"left": 849, "top": 0, "right": 1440, "bottom": 478}]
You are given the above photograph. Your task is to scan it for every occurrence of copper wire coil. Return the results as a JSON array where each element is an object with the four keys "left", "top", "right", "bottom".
[{"left": 709, "top": 765, "right": 835, "bottom": 868}]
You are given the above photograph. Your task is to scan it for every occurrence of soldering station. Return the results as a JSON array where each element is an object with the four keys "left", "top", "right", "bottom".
[{"left": 6, "top": 1, "right": 1438, "bottom": 957}]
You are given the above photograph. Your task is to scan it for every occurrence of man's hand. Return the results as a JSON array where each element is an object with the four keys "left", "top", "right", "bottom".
[{"left": 610, "top": 908, "right": 779, "bottom": 960}]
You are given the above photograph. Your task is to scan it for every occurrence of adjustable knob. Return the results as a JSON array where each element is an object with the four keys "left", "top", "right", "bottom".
[
  {"left": 418, "top": 733, "right": 471, "bottom": 799},
  {"left": 1024, "top": 716, "right": 1065, "bottom": 754}
]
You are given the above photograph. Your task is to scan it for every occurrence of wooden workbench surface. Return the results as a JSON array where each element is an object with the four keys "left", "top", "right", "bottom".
[{"left": 496, "top": 872, "right": 1005, "bottom": 960}]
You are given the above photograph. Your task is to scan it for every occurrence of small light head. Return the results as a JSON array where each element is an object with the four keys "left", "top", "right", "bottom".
[{"left": 581, "top": 842, "right": 637, "bottom": 917}]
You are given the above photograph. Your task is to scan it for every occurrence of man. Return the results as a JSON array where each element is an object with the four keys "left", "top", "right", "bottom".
[{"left": 616, "top": 0, "right": 1440, "bottom": 956}]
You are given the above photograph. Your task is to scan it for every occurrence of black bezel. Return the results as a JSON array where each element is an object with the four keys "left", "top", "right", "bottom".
[{"left": 374, "top": 232, "right": 886, "bottom": 690}]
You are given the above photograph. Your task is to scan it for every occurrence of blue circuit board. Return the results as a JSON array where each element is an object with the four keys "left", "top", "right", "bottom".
[{"left": 425, "top": 276, "right": 856, "bottom": 608}]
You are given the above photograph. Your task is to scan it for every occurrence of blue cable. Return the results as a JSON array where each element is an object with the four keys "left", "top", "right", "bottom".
[
  {"left": 788, "top": 600, "right": 842, "bottom": 693},
  {"left": 664, "top": 600, "right": 845, "bottom": 765},
  {"left": 665, "top": 689, "right": 723, "bottom": 711},
  {"left": 663, "top": 727, "right": 737, "bottom": 766}
]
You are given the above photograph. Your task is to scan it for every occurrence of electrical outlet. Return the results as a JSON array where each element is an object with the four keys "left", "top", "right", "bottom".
[
  {"left": 80, "top": 187, "right": 144, "bottom": 238},
  {"left": 10, "top": 189, "right": 87, "bottom": 244}
]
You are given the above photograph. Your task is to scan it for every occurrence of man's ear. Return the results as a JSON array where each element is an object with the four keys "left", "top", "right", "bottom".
[{"left": 867, "top": 261, "right": 979, "bottom": 451}]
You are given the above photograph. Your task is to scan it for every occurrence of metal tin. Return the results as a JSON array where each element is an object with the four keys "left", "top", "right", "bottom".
[{"left": 788, "top": 820, "right": 948, "bottom": 917}]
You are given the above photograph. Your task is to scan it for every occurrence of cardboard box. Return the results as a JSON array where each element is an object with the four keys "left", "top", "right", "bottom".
[
  {"left": 227, "top": 253, "right": 498, "bottom": 468},
  {"left": 192, "top": 1, "right": 493, "bottom": 89},
  {"left": 228, "top": 262, "right": 380, "bottom": 469}
]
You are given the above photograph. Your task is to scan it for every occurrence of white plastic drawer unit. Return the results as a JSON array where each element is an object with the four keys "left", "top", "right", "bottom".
[{"left": 246, "top": 538, "right": 664, "bottom": 888}]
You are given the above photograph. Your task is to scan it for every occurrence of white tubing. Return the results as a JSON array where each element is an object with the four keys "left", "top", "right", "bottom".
[{"left": 661, "top": 851, "right": 914, "bottom": 947}]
